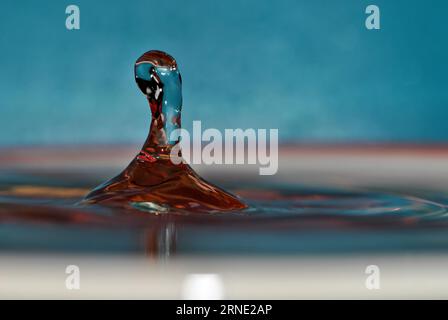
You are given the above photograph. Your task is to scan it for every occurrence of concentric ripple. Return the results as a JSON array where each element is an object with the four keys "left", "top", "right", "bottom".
[{"left": 239, "top": 188, "right": 448, "bottom": 220}]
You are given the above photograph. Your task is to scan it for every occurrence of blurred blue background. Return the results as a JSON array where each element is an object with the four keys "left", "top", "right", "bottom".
[{"left": 0, "top": 0, "right": 447, "bottom": 146}]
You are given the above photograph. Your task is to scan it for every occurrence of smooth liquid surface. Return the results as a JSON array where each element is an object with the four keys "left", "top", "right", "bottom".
[{"left": 1, "top": 169, "right": 448, "bottom": 257}]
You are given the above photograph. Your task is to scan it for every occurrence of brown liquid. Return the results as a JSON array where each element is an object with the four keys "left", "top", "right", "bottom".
[{"left": 81, "top": 50, "right": 247, "bottom": 212}]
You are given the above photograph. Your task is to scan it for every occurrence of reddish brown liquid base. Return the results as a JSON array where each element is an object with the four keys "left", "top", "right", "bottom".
[
  {"left": 81, "top": 156, "right": 247, "bottom": 212},
  {"left": 81, "top": 50, "right": 247, "bottom": 212}
]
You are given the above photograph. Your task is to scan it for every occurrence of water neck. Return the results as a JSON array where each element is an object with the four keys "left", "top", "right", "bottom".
[
  {"left": 146, "top": 69, "right": 182, "bottom": 148},
  {"left": 135, "top": 60, "right": 183, "bottom": 153}
]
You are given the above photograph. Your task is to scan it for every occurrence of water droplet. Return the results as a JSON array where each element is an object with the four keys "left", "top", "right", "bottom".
[{"left": 81, "top": 50, "right": 247, "bottom": 213}]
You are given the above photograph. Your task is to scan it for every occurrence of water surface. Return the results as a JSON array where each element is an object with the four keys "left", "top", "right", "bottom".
[{"left": 1, "top": 169, "right": 448, "bottom": 257}]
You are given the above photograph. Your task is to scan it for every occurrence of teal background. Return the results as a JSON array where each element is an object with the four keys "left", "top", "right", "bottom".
[{"left": 1, "top": 0, "right": 447, "bottom": 146}]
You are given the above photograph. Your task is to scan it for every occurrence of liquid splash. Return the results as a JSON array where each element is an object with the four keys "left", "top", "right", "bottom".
[
  {"left": 81, "top": 50, "right": 247, "bottom": 212},
  {"left": 1, "top": 51, "right": 448, "bottom": 256}
]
